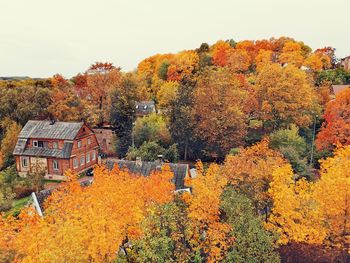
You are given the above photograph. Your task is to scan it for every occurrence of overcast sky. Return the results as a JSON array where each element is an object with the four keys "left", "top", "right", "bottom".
[{"left": 1, "top": 0, "right": 349, "bottom": 78}]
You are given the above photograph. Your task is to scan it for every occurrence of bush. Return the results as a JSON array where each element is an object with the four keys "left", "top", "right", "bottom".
[{"left": 126, "top": 141, "right": 179, "bottom": 162}]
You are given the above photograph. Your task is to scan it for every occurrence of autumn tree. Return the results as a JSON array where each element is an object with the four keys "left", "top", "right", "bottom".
[
  {"left": 0, "top": 119, "right": 22, "bottom": 169},
  {"left": 192, "top": 67, "right": 248, "bottom": 158},
  {"left": 1, "top": 165, "right": 174, "bottom": 262},
  {"left": 279, "top": 41, "right": 306, "bottom": 67},
  {"left": 255, "top": 63, "right": 317, "bottom": 129},
  {"left": 48, "top": 74, "right": 82, "bottom": 122},
  {"left": 156, "top": 81, "right": 179, "bottom": 113},
  {"left": 184, "top": 162, "right": 234, "bottom": 262},
  {"left": 211, "top": 40, "right": 232, "bottom": 67},
  {"left": 222, "top": 139, "right": 285, "bottom": 214},
  {"left": 266, "top": 164, "right": 326, "bottom": 245},
  {"left": 167, "top": 50, "right": 199, "bottom": 82},
  {"left": 313, "top": 146, "right": 350, "bottom": 252},
  {"left": 316, "top": 88, "right": 350, "bottom": 150},
  {"left": 83, "top": 62, "right": 122, "bottom": 124}
]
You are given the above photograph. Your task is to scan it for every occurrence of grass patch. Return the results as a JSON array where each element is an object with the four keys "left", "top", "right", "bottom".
[
  {"left": 5, "top": 196, "right": 31, "bottom": 217},
  {"left": 43, "top": 179, "right": 63, "bottom": 184}
]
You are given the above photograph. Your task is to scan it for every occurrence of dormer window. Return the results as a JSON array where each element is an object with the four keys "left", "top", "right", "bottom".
[
  {"left": 136, "top": 105, "right": 139, "bottom": 109},
  {"left": 53, "top": 142, "right": 58, "bottom": 149},
  {"left": 33, "top": 140, "right": 38, "bottom": 147},
  {"left": 143, "top": 105, "right": 148, "bottom": 110}
]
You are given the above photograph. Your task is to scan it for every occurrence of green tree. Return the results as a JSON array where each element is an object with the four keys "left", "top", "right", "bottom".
[
  {"left": 120, "top": 199, "right": 193, "bottom": 262},
  {"left": 221, "top": 187, "right": 280, "bottom": 263},
  {"left": 126, "top": 141, "right": 178, "bottom": 162},
  {"left": 269, "top": 125, "right": 310, "bottom": 177},
  {"left": 133, "top": 113, "right": 171, "bottom": 147},
  {"left": 110, "top": 73, "right": 138, "bottom": 157}
]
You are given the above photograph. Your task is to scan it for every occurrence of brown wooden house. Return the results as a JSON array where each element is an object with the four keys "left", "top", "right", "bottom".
[{"left": 13, "top": 120, "right": 99, "bottom": 180}]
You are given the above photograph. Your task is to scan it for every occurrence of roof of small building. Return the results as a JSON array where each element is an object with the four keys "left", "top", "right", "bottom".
[
  {"left": 331, "top": 85, "right": 350, "bottom": 96},
  {"left": 106, "top": 159, "right": 189, "bottom": 190},
  {"left": 18, "top": 120, "right": 84, "bottom": 140},
  {"left": 135, "top": 101, "right": 156, "bottom": 116}
]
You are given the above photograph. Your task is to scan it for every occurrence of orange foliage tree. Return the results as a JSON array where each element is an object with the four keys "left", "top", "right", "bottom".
[
  {"left": 279, "top": 41, "right": 305, "bottom": 67},
  {"left": 84, "top": 62, "right": 122, "bottom": 124},
  {"left": 0, "top": 165, "right": 174, "bottom": 262},
  {"left": 222, "top": 139, "right": 285, "bottom": 213},
  {"left": 192, "top": 67, "right": 248, "bottom": 158},
  {"left": 316, "top": 88, "right": 350, "bottom": 150},
  {"left": 211, "top": 40, "right": 232, "bottom": 67}
]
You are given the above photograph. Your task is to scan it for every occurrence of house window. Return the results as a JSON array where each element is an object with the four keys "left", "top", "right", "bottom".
[
  {"left": 73, "top": 158, "right": 78, "bottom": 169},
  {"left": 53, "top": 160, "right": 59, "bottom": 170},
  {"left": 80, "top": 156, "right": 85, "bottom": 166},
  {"left": 33, "top": 140, "right": 38, "bottom": 147},
  {"left": 77, "top": 140, "right": 82, "bottom": 148},
  {"left": 87, "top": 138, "right": 91, "bottom": 145},
  {"left": 53, "top": 142, "right": 58, "bottom": 149},
  {"left": 92, "top": 151, "right": 96, "bottom": 161},
  {"left": 22, "top": 157, "right": 29, "bottom": 167},
  {"left": 86, "top": 153, "right": 90, "bottom": 163}
]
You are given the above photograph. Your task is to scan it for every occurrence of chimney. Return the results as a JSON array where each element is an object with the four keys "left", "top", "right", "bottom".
[
  {"left": 136, "top": 157, "right": 142, "bottom": 166},
  {"left": 155, "top": 155, "right": 163, "bottom": 169}
]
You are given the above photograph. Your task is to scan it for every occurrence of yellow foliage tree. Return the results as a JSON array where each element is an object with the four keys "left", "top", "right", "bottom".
[
  {"left": 279, "top": 41, "right": 305, "bottom": 67},
  {"left": 266, "top": 164, "right": 326, "bottom": 245},
  {"left": 314, "top": 146, "right": 350, "bottom": 252},
  {"left": 0, "top": 165, "right": 174, "bottom": 262},
  {"left": 255, "top": 63, "right": 316, "bottom": 128},
  {"left": 184, "top": 162, "right": 233, "bottom": 262}
]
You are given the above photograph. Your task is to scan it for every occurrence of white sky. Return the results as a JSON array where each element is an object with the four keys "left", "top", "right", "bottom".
[{"left": 1, "top": 0, "right": 349, "bottom": 78}]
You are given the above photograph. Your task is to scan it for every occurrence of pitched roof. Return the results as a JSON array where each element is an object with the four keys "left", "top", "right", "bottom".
[
  {"left": 135, "top": 101, "right": 156, "bottom": 116},
  {"left": 106, "top": 160, "right": 189, "bottom": 190},
  {"left": 18, "top": 120, "right": 84, "bottom": 140},
  {"left": 13, "top": 140, "right": 73, "bottom": 158},
  {"left": 331, "top": 85, "right": 350, "bottom": 96}
]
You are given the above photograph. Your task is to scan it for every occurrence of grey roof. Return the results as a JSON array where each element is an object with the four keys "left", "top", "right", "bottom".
[
  {"left": 13, "top": 141, "right": 73, "bottom": 158},
  {"left": 13, "top": 138, "right": 27, "bottom": 155},
  {"left": 18, "top": 120, "right": 84, "bottom": 140},
  {"left": 331, "top": 85, "right": 350, "bottom": 96},
  {"left": 135, "top": 101, "right": 156, "bottom": 116},
  {"left": 106, "top": 160, "right": 189, "bottom": 190}
]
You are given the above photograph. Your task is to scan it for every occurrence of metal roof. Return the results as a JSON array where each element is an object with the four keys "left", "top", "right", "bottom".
[
  {"left": 18, "top": 120, "right": 84, "bottom": 140},
  {"left": 106, "top": 160, "right": 189, "bottom": 190}
]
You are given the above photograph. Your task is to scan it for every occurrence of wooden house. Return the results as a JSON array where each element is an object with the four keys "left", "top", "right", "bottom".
[{"left": 13, "top": 120, "right": 99, "bottom": 180}]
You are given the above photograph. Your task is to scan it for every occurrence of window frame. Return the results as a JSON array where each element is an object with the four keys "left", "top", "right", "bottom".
[
  {"left": 80, "top": 156, "right": 85, "bottom": 166},
  {"left": 53, "top": 142, "right": 58, "bottom": 149},
  {"left": 22, "top": 157, "right": 29, "bottom": 167},
  {"left": 53, "top": 160, "right": 59, "bottom": 170},
  {"left": 73, "top": 158, "right": 78, "bottom": 169},
  {"left": 87, "top": 138, "right": 91, "bottom": 145},
  {"left": 92, "top": 151, "right": 96, "bottom": 161},
  {"left": 86, "top": 153, "right": 90, "bottom": 163},
  {"left": 33, "top": 140, "right": 38, "bottom": 147},
  {"left": 77, "top": 140, "right": 82, "bottom": 148}
]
